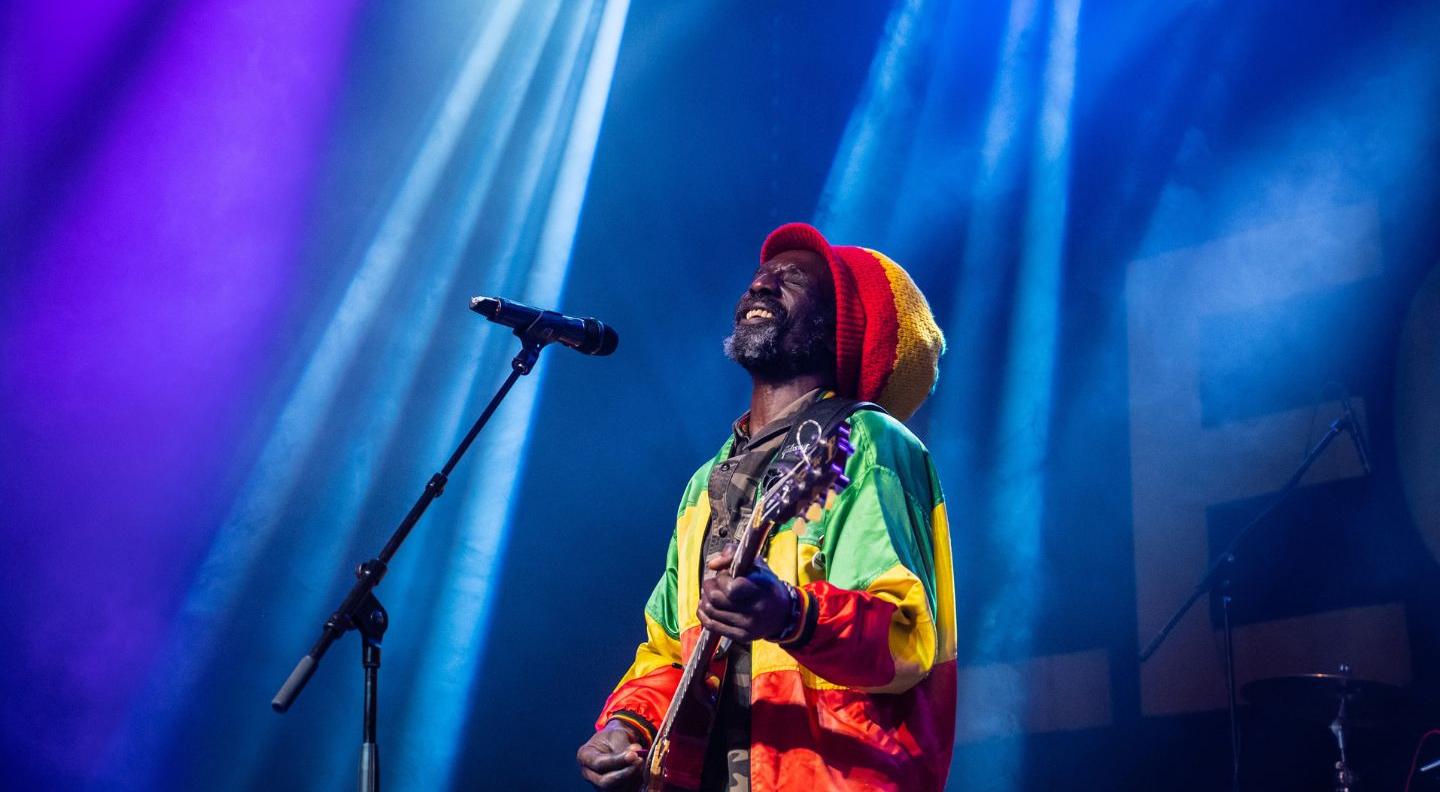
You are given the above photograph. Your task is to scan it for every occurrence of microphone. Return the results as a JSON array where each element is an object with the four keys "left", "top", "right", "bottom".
[
  {"left": 1339, "top": 396, "right": 1372, "bottom": 476},
  {"left": 469, "top": 296, "right": 618, "bottom": 356}
]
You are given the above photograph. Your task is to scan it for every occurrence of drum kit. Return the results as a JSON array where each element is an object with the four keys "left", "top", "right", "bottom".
[
  {"left": 1240, "top": 664, "right": 1416, "bottom": 792},
  {"left": 1133, "top": 395, "right": 1435, "bottom": 791}
]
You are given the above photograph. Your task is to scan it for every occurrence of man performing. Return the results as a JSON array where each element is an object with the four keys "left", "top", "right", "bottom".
[{"left": 577, "top": 223, "right": 957, "bottom": 791}]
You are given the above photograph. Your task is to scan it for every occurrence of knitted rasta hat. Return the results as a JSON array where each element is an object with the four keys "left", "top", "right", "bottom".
[{"left": 759, "top": 222, "right": 945, "bottom": 422}]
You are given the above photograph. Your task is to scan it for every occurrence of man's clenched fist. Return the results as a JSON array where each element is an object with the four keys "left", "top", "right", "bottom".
[
  {"left": 696, "top": 546, "right": 795, "bottom": 643},
  {"left": 577, "top": 720, "right": 644, "bottom": 790}
]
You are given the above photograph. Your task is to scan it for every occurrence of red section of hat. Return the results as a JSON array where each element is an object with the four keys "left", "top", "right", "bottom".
[{"left": 837, "top": 246, "right": 899, "bottom": 404}]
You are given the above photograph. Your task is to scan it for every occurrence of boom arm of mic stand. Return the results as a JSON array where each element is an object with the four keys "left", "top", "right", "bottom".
[
  {"left": 271, "top": 339, "right": 544, "bottom": 713},
  {"left": 1137, "top": 416, "right": 1349, "bottom": 663}
]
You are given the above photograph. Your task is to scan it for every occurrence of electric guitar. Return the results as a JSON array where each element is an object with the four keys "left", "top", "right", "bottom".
[{"left": 641, "top": 419, "right": 854, "bottom": 791}]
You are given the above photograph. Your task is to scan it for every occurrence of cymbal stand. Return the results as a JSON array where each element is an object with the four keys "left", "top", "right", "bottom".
[{"left": 1329, "top": 665, "right": 1355, "bottom": 792}]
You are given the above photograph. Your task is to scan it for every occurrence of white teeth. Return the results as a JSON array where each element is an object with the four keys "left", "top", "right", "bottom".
[{"left": 744, "top": 308, "right": 774, "bottom": 320}]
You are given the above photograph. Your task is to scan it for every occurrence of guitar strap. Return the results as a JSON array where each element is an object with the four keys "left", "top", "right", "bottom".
[
  {"left": 775, "top": 395, "right": 883, "bottom": 468},
  {"left": 720, "top": 397, "right": 880, "bottom": 535},
  {"left": 759, "top": 395, "right": 882, "bottom": 495},
  {"left": 705, "top": 396, "right": 883, "bottom": 556}
]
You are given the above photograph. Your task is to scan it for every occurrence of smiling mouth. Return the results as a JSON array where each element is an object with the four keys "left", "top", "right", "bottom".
[{"left": 736, "top": 297, "right": 786, "bottom": 326}]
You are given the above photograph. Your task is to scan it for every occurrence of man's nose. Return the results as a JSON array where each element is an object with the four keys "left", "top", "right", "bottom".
[{"left": 748, "top": 269, "right": 781, "bottom": 295}]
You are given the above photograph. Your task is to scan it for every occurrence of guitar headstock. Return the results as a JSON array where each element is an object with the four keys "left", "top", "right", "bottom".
[{"left": 758, "top": 419, "right": 854, "bottom": 528}]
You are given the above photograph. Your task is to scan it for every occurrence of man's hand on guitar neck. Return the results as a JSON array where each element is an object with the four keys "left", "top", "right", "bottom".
[
  {"left": 577, "top": 720, "right": 644, "bottom": 790},
  {"left": 697, "top": 546, "right": 796, "bottom": 644}
]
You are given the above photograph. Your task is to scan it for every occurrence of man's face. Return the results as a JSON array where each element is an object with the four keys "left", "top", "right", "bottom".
[{"left": 724, "top": 248, "right": 836, "bottom": 382}]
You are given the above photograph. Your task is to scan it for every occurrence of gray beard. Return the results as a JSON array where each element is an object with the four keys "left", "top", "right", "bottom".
[{"left": 723, "top": 312, "right": 834, "bottom": 381}]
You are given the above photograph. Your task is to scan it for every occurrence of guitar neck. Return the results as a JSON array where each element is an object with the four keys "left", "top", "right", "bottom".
[
  {"left": 653, "top": 512, "right": 775, "bottom": 741},
  {"left": 727, "top": 517, "right": 769, "bottom": 575},
  {"left": 644, "top": 426, "right": 850, "bottom": 789}
]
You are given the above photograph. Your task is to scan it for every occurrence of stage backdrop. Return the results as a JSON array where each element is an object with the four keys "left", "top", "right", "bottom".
[{"left": 2, "top": 1, "right": 1438, "bottom": 790}]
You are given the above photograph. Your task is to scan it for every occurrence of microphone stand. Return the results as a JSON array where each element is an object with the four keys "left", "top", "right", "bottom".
[
  {"left": 1138, "top": 412, "right": 1361, "bottom": 792},
  {"left": 271, "top": 330, "right": 548, "bottom": 792}
]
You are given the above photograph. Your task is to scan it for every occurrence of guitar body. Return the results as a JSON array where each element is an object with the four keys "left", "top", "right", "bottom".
[
  {"left": 640, "top": 421, "right": 853, "bottom": 792},
  {"left": 641, "top": 653, "right": 725, "bottom": 791}
]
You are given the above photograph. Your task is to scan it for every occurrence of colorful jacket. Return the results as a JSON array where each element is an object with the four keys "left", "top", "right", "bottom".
[{"left": 596, "top": 409, "right": 957, "bottom": 791}]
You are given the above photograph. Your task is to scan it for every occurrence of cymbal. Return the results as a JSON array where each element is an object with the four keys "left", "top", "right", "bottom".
[{"left": 1242, "top": 674, "right": 1405, "bottom": 724}]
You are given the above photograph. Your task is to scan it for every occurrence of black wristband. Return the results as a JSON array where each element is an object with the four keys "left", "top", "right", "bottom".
[{"left": 767, "top": 583, "right": 803, "bottom": 642}]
